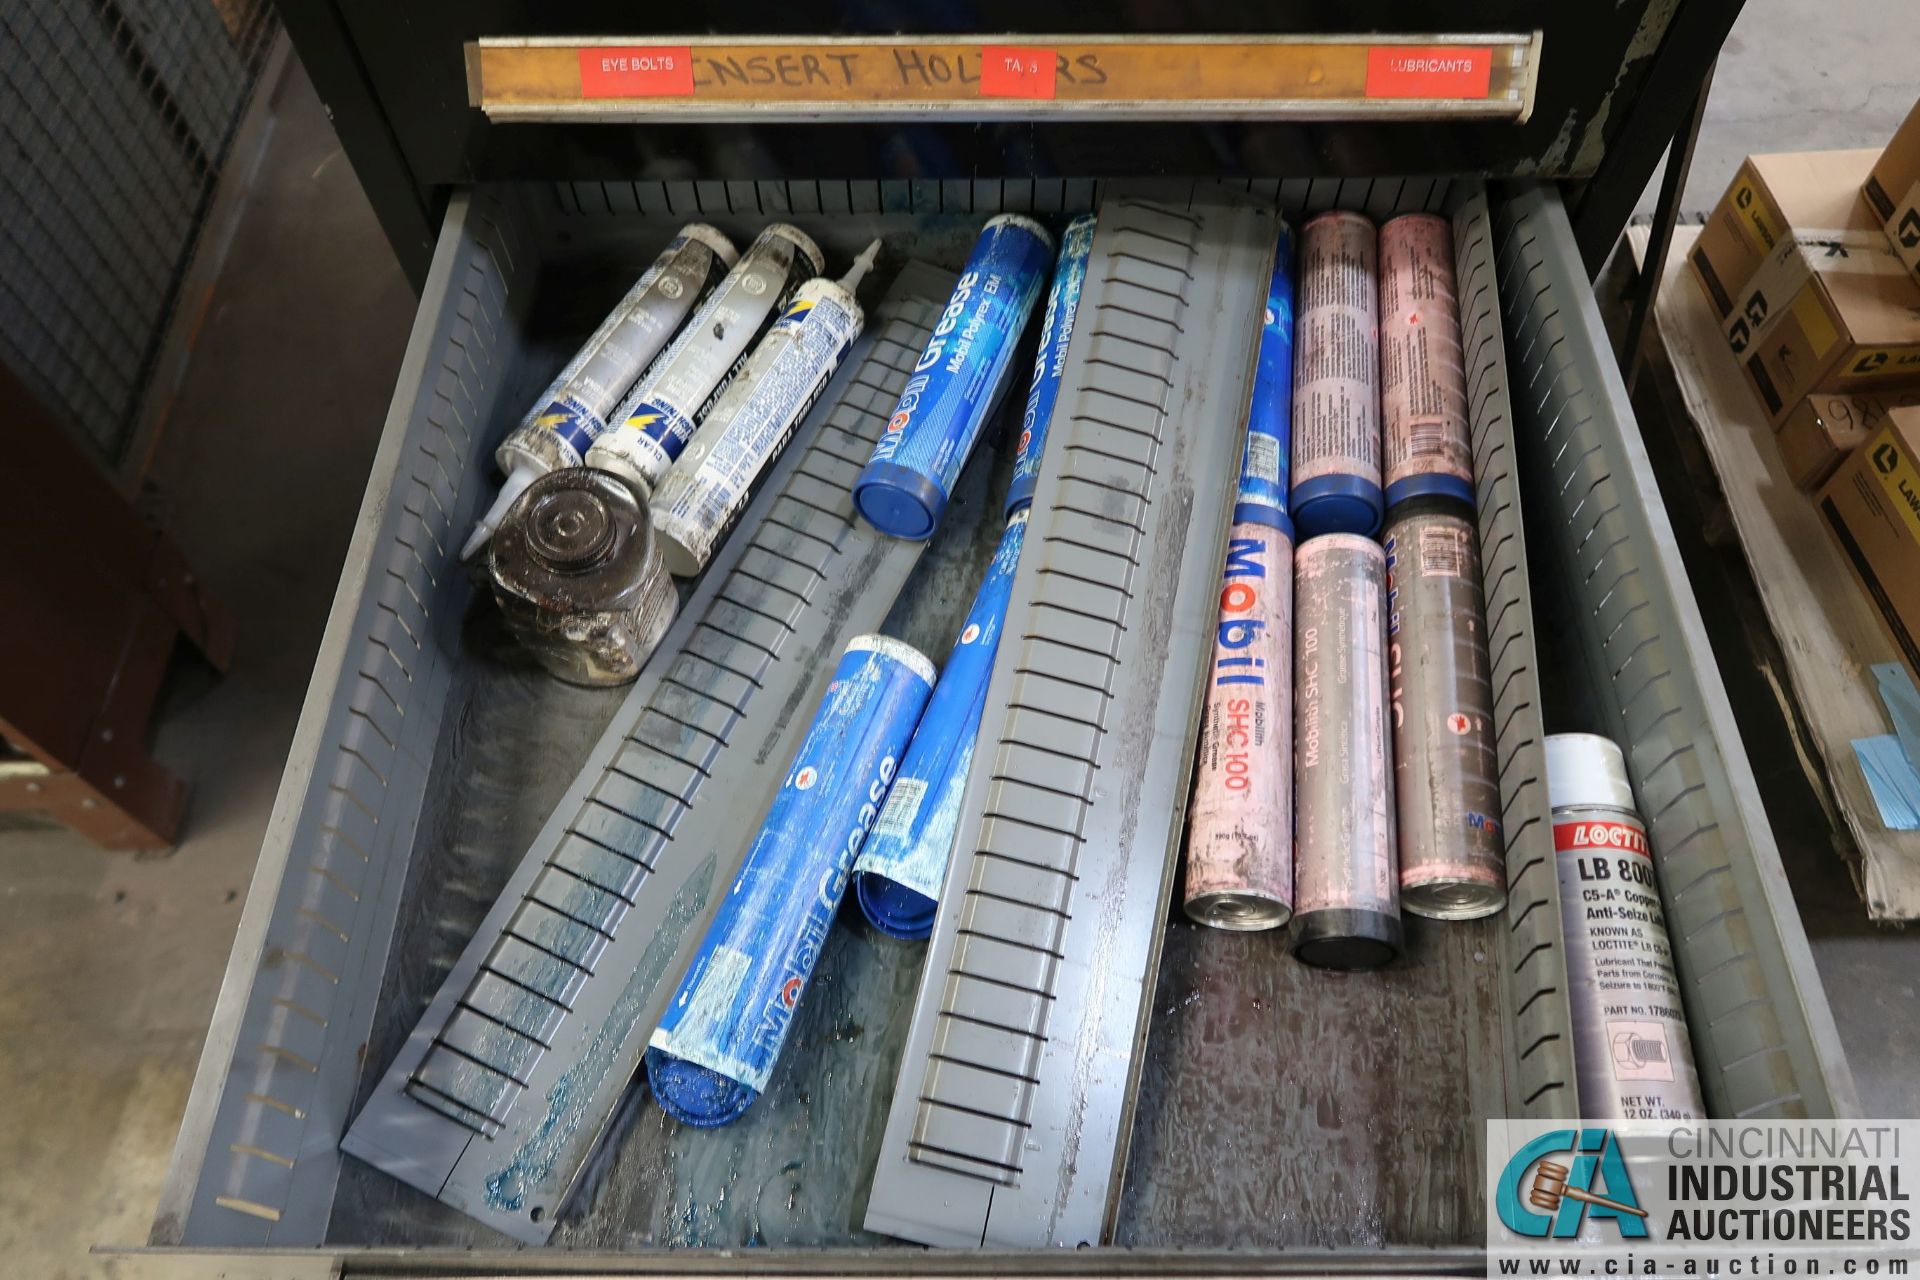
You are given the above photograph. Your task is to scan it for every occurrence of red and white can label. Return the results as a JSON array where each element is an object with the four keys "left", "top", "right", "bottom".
[
  {"left": 1551, "top": 806, "right": 1704, "bottom": 1120},
  {"left": 1553, "top": 819, "right": 1651, "bottom": 857}
]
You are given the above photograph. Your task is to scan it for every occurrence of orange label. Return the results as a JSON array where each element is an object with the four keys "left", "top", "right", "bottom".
[
  {"left": 578, "top": 46, "right": 695, "bottom": 97},
  {"left": 979, "top": 45, "right": 1057, "bottom": 98},
  {"left": 1364, "top": 45, "right": 1492, "bottom": 99}
]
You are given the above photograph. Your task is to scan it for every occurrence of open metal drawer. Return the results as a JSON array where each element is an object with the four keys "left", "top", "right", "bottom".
[{"left": 134, "top": 177, "right": 1853, "bottom": 1277}]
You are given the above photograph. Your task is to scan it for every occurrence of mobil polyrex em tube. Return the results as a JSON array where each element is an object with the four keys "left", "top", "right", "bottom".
[{"left": 854, "top": 214, "right": 1053, "bottom": 540}]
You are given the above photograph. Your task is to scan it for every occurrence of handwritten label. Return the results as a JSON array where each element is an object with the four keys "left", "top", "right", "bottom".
[
  {"left": 578, "top": 46, "right": 696, "bottom": 97},
  {"left": 980, "top": 45, "right": 1058, "bottom": 99},
  {"left": 474, "top": 38, "right": 1533, "bottom": 115},
  {"left": 1363, "top": 46, "right": 1492, "bottom": 100}
]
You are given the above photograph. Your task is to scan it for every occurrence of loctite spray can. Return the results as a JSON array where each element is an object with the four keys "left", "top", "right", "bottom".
[
  {"left": 1006, "top": 214, "right": 1095, "bottom": 518},
  {"left": 462, "top": 225, "right": 736, "bottom": 559},
  {"left": 1291, "top": 534, "right": 1399, "bottom": 969},
  {"left": 1380, "top": 213, "right": 1474, "bottom": 511},
  {"left": 1291, "top": 211, "right": 1383, "bottom": 540},
  {"left": 650, "top": 240, "right": 881, "bottom": 577},
  {"left": 854, "top": 214, "right": 1054, "bottom": 540},
  {"left": 589, "top": 225, "right": 825, "bottom": 495},
  {"left": 646, "top": 635, "right": 936, "bottom": 1127},
  {"left": 1183, "top": 231, "right": 1297, "bottom": 930},
  {"left": 488, "top": 468, "right": 677, "bottom": 687},
  {"left": 1385, "top": 500, "right": 1505, "bottom": 919},
  {"left": 1545, "top": 734, "right": 1706, "bottom": 1121}
]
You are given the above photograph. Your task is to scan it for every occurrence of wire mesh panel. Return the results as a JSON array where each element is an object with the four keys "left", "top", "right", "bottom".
[{"left": 0, "top": 0, "right": 277, "bottom": 461}]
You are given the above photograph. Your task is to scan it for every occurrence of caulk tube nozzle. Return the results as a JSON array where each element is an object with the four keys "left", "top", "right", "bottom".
[
  {"left": 462, "top": 467, "right": 537, "bottom": 561},
  {"left": 840, "top": 239, "right": 881, "bottom": 293}
]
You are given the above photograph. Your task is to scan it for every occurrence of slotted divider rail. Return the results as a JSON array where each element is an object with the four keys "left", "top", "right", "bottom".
[
  {"left": 866, "top": 195, "right": 1277, "bottom": 1249},
  {"left": 339, "top": 262, "right": 956, "bottom": 1244}
]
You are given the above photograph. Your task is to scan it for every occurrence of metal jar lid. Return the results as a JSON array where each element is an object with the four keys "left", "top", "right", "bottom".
[
  {"left": 490, "top": 466, "right": 664, "bottom": 613},
  {"left": 1543, "top": 732, "right": 1637, "bottom": 814}
]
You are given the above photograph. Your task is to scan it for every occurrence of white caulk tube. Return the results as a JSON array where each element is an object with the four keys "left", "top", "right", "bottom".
[
  {"left": 587, "top": 224, "right": 825, "bottom": 497},
  {"left": 461, "top": 224, "right": 737, "bottom": 561},
  {"left": 650, "top": 240, "right": 881, "bottom": 577}
]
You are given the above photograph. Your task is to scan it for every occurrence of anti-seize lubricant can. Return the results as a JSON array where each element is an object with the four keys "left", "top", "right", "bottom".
[
  {"left": 1380, "top": 213, "right": 1474, "bottom": 511},
  {"left": 853, "top": 509, "right": 1027, "bottom": 939},
  {"left": 462, "top": 225, "right": 736, "bottom": 559},
  {"left": 1545, "top": 733, "right": 1706, "bottom": 1121},
  {"left": 588, "top": 224, "right": 824, "bottom": 495},
  {"left": 645, "top": 635, "right": 935, "bottom": 1127},
  {"left": 1385, "top": 500, "right": 1506, "bottom": 919},
  {"left": 488, "top": 468, "right": 678, "bottom": 687},
  {"left": 650, "top": 241, "right": 880, "bottom": 577},
  {"left": 1006, "top": 214, "right": 1095, "bottom": 518},
  {"left": 1183, "top": 230, "right": 1297, "bottom": 930},
  {"left": 1291, "top": 534, "right": 1400, "bottom": 968},
  {"left": 1291, "top": 211, "right": 1383, "bottom": 540},
  {"left": 854, "top": 214, "right": 1053, "bottom": 540}
]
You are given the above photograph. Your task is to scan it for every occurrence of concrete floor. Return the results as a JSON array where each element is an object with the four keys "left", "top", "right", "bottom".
[
  {"left": 1633, "top": 0, "right": 1918, "bottom": 217},
  {"left": 0, "top": 61, "right": 413, "bottom": 1279},
  {"left": 0, "top": 4, "right": 1915, "bottom": 1275}
]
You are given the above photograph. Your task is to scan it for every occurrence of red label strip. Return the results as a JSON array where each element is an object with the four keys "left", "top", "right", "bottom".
[
  {"left": 1553, "top": 820, "right": 1651, "bottom": 856},
  {"left": 578, "top": 46, "right": 696, "bottom": 98},
  {"left": 1364, "top": 45, "right": 1493, "bottom": 100},
  {"left": 980, "top": 45, "right": 1058, "bottom": 99}
]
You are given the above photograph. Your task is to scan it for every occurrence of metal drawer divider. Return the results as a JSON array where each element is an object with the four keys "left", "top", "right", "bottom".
[
  {"left": 340, "top": 261, "right": 954, "bottom": 1243},
  {"left": 1451, "top": 190, "right": 1576, "bottom": 1120},
  {"left": 1492, "top": 184, "right": 1855, "bottom": 1119},
  {"left": 865, "top": 196, "right": 1277, "bottom": 1249},
  {"left": 165, "top": 190, "right": 538, "bottom": 1246}
]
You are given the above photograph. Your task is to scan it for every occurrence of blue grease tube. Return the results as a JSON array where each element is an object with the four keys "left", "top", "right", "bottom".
[
  {"left": 1006, "top": 214, "right": 1095, "bottom": 517},
  {"left": 644, "top": 634, "right": 935, "bottom": 1126},
  {"left": 1238, "top": 224, "right": 1297, "bottom": 539},
  {"left": 853, "top": 508, "right": 1028, "bottom": 938},
  {"left": 854, "top": 213, "right": 1053, "bottom": 540}
]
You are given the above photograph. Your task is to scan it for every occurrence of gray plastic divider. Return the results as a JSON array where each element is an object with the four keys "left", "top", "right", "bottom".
[
  {"left": 1451, "top": 191, "right": 1577, "bottom": 1119},
  {"left": 1492, "top": 184, "right": 1856, "bottom": 1119},
  {"left": 340, "top": 261, "right": 954, "bottom": 1243},
  {"left": 865, "top": 196, "right": 1277, "bottom": 1249}
]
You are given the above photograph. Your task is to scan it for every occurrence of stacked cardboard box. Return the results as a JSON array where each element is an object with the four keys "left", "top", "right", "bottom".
[
  {"left": 1818, "top": 407, "right": 1920, "bottom": 681},
  {"left": 1691, "top": 149, "right": 1920, "bottom": 440},
  {"left": 1777, "top": 388, "right": 1920, "bottom": 490},
  {"left": 1865, "top": 99, "right": 1920, "bottom": 286},
  {"left": 1687, "top": 122, "right": 1920, "bottom": 683}
]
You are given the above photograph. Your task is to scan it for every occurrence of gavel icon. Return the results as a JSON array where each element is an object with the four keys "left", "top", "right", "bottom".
[{"left": 1528, "top": 1161, "right": 1650, "bottom": 1218}]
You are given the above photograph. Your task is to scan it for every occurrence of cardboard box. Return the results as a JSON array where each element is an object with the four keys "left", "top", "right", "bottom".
[
  {"left": 1690, "top": 149, "right": 1920, "bottom": 424},
  {"left": 1734, "top": 246, "right": 1920, "bottom": 423},
  {"left": 1691, "top": 150, "right": 1880, "bottom": 321},
  {"left": 1776, "top": 389, "right": 1920, "bottom": 491},
  {"left": 1817, "top": 406, "right": 1920, "bottom": 682},
  {"left": 1864, "top": 98, "right": 1920, "bottom": 284}
]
